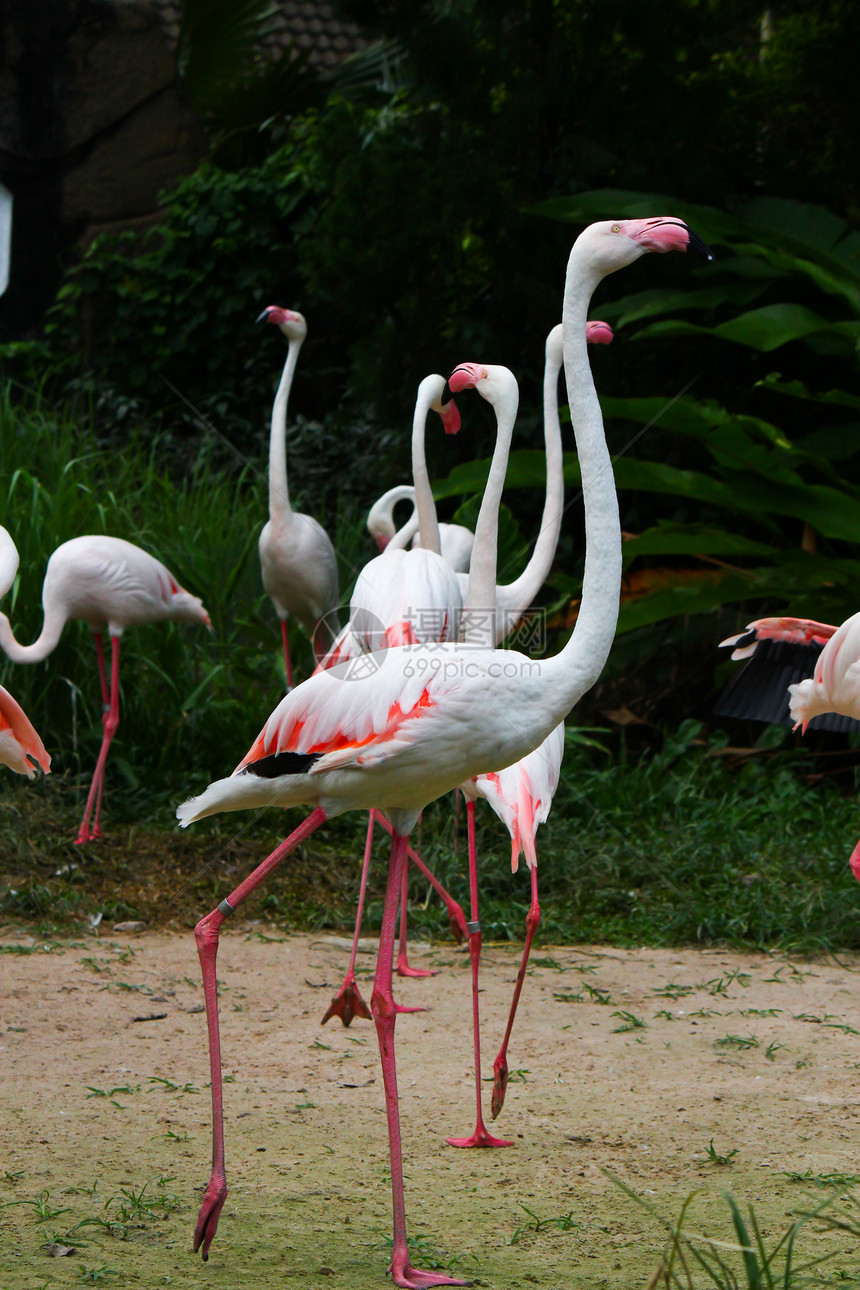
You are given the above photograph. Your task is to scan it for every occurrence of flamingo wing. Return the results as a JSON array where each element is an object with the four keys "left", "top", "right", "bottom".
[{"left": 0, "top": 684, "right": 51, "bottom": 777}]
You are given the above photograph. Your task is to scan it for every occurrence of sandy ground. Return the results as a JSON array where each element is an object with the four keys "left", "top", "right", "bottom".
[{"left": 2, "top": 925, "right": 860, "bottom": 1288}]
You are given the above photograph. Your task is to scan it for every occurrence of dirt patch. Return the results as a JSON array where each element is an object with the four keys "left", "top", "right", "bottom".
[{"left": 2, "top": 927, "right": 860, "bottom": 1288}]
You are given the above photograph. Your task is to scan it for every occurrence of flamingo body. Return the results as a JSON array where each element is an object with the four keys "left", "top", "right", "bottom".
[
  {"left": 0, "top": 528, "right": 209, "bottom": 841},
  {"left": 466, "top": 722, "right": 564, "bottom": 871},
  {"left": 788, "top": 610, "right": 860, "bottom": 731},
  {"left": 257, "top": 306, "right": 341, "bottom": 677}
]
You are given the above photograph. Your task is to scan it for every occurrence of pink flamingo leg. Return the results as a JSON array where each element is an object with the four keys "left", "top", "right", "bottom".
[
  {"left": 446, "top": 800, "right": 512, "bottom": 1150},
  {"left": 376, "top": 811, "right": 467, "bottom": 943},
  {"left": 74, "top": 634, "right": 121, "bottom": 845},
  {"left": 371, "top": 830, "right": 469, "bottom": 1289},
  {"left": 193, "top": 807, "right": 327, "bottom": 1260},
  {"left": 322, "top": 811, "right": 375, "bottom": 1025},
  {"left": 395, "top": 849, "right": 438, "bottom": 979},
  {"left": 281, "top": 620, "right": 294, "bottom": 689},
  {"left": 491, "top": 864, "right": 540, "bottom": 1120}
]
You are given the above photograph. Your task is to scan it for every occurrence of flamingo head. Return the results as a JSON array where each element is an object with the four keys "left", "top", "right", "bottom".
[
  {"left": 575, "top": 218, "right": 713, "bottom": 277},
  {"left": 0, "top": 685, "right": 51, "bottom": 778},
  {"left": 374, "top": 534, "right": 391, "bottom": 552},
  {"left": 255, "top": 305, "right": 308, "bottom": 342},
  {"left": 443, "top": 364, "right": 518, "bottom": 417},
  {"left": 585, "top": 320, "right": 614, "bottom": 345}
]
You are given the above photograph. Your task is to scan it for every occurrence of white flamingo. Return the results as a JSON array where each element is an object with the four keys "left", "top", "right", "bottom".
[
  {"left": 256, "top": 306, "right": 341, "bottom": 686},
  {"left": 0, "top": 526, "right": 209, "bottom": 843},
  {"left": 367, "top": 484, "right": 476, "bottom": 573},
  {"left": 177, "top": 216, "right": 710, "bottom": 1287}
]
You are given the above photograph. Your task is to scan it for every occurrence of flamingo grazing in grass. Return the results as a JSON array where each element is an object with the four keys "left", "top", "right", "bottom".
[
  {"left": 256, "top": 306, "right": 340, "bottom": 687},
  {"left": 177, "top": 216, "right": 710, "bottom": 1287},
  {"left": 367, "top": 484, "right": 476, "bottom": 573},
  {"left": 0, "top": 526, "right": 209, "bottom": 844},
  {"left": 0, "top": 684, "right": 51, "bottom": 777}
]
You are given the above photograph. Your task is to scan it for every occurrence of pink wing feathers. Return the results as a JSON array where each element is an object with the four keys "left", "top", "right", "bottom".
[{"left": 0, "top": 684, "right": 51, "bottom": 777}]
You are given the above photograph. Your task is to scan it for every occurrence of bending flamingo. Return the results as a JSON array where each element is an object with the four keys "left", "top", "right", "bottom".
[
  {"left": 367, "top": 484, "right": 476, "bottom": 573},
  {"left": 0, "top": 527, "right": 210, "bottom": 844},
  {"left": 257, "top": 306, "right": 340, "bottom": 686},
  {"left": 0, "top": 684, "right": 51, "bottom": 777},
  {"left": 177, "top": 216, "right": 709, "bottom": 1287}
]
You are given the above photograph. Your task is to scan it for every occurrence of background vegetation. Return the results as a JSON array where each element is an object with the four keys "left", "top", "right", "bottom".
[{"left": 2, "top": 0, "right": 860, "bottom": 949}]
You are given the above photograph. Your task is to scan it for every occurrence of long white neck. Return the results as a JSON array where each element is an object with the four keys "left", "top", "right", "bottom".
[
  {"left": 0, "top": 607, "right": 65, "bottom": 663},
  {"left": 268, "top": 335, "right": 302, "bottom": 520},
  {"left": 411, "top": 376, "right": 444, "bottom": 556},
  {"left": 494, "top": 328, "right": 564, "bottom": 628},
  {"left": 369, "top": 485, "right": 418, "bottom": 552},
  {"left": 543, "top": 252, "right": 621, "bottom": 707},
  {"left": 462, "top": 369, "right": 519, "bottom": 645}
]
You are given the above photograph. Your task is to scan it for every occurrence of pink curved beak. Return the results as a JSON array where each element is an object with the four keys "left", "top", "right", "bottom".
[
  {"left": 255, "top": 305, "right": 302, "bottom": 326},
  {"left": 586, "top": 320, "right": 614, "bottom": 346},
  {"left": 446, "top": 363, "right": 483, "bottom": 395},
  {"left": 622, "top": 218, "right": 713, "bottom": 260},
  {"left": 375, "top": 535, "right": 390, "bottom": 553},
  {"left": 439, "top": 399, "right": 461, "bottom": 435}
]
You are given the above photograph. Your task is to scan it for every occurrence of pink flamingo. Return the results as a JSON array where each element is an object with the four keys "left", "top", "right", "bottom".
[
  {"left": 320, "top": 375, "right": 467, "bottom": 1021},
  {"left": 177, "top": 216, "right": 709, "bottom": 1287},
  {"left": 0, "top": 683, "right": 51, "bottom": 777},
  {"left": 717, "top": 617, "right": 856, "bottom": 733},
  {"left": 0, "top": 526, "right": 210, "bottom": 844},
  {"left": 367, "top": 484, "right": 476, "bottom": 573},
  {"left": 256, "top": 306, "right": 341, "bottom": 686}
]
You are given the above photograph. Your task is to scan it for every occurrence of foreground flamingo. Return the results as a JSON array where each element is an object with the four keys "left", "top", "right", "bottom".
[
  {"left": 257, "top": 306, "right": 340, "bottom": 685},
  {"left": 177, "top": 216, "right": 710, "bottom": 1286},
  {"left": 0, "top": 527, "right": 209, "bottom": 843},
  {"left": 0, "top": 683, "right": 51, "bottom": 777}
]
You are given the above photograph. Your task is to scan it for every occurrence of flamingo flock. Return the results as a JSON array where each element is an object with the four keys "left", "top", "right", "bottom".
[{"left": 16, "top": 209, "right": 860, "bottom": 1286}]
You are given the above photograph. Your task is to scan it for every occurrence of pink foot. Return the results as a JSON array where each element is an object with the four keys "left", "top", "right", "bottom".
[
  {"left": 321, "top": 978, "right": 372, "bottom": 1027},
  {"left": 446, "top": 1124, "right": 513, "bottom": 1149},
  {"left": 193, "top": 1175, "right": 227, "bottom": 1261},
  {"left": 394, "top": 1002, "right": 426, "bottom": 1015},
  {"left": 388, "top": 1252, "right": 471, "bottom": 1288},
  {"left": 491, "top": 1056, "right": 508, "bottom": 1119},
  {"left": 396, "top": 958, "right": 439, "bottom": 979}
]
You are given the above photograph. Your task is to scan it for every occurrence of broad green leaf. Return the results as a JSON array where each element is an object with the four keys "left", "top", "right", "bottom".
[
  {"left": 620, "top": 524, "right": 777, "bottom": 562},
  {"left": 756, "top": 374, "right": 860, "bottom": 410}
]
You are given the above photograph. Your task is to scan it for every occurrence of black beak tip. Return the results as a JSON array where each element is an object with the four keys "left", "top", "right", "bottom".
[
  {"left": 255, "top": 309, "right": 270, "bottom": 325},
  {"left": 687, "top": 228, "right": 714, "bottom": 262},
  {"left": 441, "top": 381, "right": 453, "bottom": 406}
]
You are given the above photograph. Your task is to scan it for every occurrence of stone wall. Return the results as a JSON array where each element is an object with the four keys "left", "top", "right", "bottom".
[{"left": 0, "top": 0, "right": 206, "bottom": 338}]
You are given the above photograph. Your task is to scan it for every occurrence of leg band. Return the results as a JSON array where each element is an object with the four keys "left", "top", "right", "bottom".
[
  {"left": 217, "top": 898, "right": 235, "bottom": 918},
  {"left": 466, "top": 920, "right": 481, "bottom": 935}
]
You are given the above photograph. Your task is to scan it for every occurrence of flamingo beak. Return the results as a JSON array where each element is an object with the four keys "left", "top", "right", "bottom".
[{"left": 255, "top": 309, "right": 271, "bottom": 325}]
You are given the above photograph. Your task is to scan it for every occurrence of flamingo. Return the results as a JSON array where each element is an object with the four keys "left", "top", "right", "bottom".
[
  {"left": 453, "top": 318, "right": 613, "bottom": 644},
  {"left": 0, "top": 527, "right": 210, "bottom": 844},
  {"left": 320, "top": 375, "right": 467, "bottom": 1020},
  {"left": 0, "top": 684, "right": 51, "bottom": 777},
  {"left": 177, "top": 216, "right": 710, "bottom": 1287},
  {"left": 367, "top": 484, "right": 476, "bottom": 573},
  {"left": 717, "top": 617, "right": 857, "bottom": 733},
  {"left": 256, "top": 306, "right": 340, "bottom": 686}
]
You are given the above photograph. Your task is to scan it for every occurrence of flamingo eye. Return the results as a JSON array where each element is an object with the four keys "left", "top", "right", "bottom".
[
  {"left": 482, "top": 369, "right": 488, "bottom": 379},
  {"left": 611, "top": 224, "right": 621, "bottom": 233}
]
